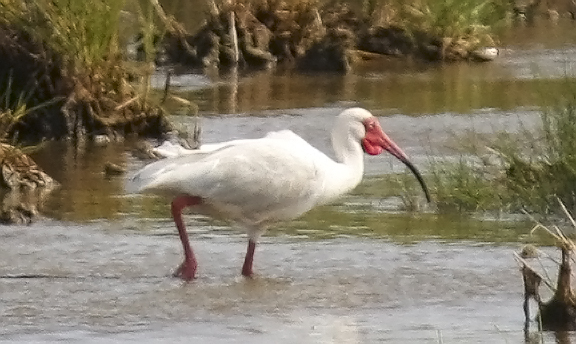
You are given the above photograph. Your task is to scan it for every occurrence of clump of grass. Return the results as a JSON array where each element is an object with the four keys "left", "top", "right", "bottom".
[
  {"left": 1, "top": 0, "right": 125, "bottom": 72},
  {"left": 396, "top": 79, "right": 576, "bottom": 217},
  {"left": 501, "top": 97, "right": 576, "bottom": 215},
  {"left": 0, "top": 0, "right": 171, "bottom": 143},
  {"left": 337, "top": 0, "right": 508, "bottom": 40},
  {"left": 0, "top": 71, "right": 64, "bottom": 143},
  {"left": 429, "top": 157, "right": 505, "bottom": 213},
  {"left": 0, "top": 73, "right": 35, "bottom": 141},
  {"left": 386, "top": 0, "right": 508, "bottom": 59},
  {"left": 400, "top": 0, "right": 505, "bottom": 40}
]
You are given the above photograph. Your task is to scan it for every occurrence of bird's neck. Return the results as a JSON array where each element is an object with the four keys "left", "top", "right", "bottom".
[
  {"left": 318, "top": 127, "right": 365, "bottom": 204},
  {"left": 331, "top": 120, "right": 365, "bottom": 173}
]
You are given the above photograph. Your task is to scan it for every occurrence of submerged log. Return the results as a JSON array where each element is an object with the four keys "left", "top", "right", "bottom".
[{"left": 104, "top": 162, "right": 126, "bottom": 177}]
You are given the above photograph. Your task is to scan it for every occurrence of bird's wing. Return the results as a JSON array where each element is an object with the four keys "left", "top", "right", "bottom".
[
  {"left": 152, "top": 141, "right": 195, "bottom": 158},
  {"left": 152, "top": 140, "right": 240, "bottom": 158},
  {"left": 263, "top": 129, "right": 309, "bottom": 143},
  {"left": 126, "top": 149, "right": 215, "bottom": 194},
  {"left": 151, "top": 129, "right": 308, "bottom": 158},
  {"left": 128, "top": 134, "right": 333, "bottom": 224}
]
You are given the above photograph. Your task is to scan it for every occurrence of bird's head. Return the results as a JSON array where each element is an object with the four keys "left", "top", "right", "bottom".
[{"left": 339, "top": 108, "right": 432, "bottom": 203}]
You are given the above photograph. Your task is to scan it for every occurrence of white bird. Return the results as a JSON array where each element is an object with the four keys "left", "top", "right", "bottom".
[{"left": 127, "top": 108, "right": 430, "bottom": 281}]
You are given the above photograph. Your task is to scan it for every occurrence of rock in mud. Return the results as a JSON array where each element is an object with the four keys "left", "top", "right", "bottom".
[{"left": 104, "top": 162, "right": 126, "bottom": 177}]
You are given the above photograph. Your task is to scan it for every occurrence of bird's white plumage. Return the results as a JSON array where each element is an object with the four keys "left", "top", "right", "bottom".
[
  {"left": 151, "top": 129, "right": 307, "bottom": 158},
  {"left": 127, "top": 108, "right": 374, "bottom": 240},
  {"left": 126, "top": 108, "right": 429, "bottom": 279}
]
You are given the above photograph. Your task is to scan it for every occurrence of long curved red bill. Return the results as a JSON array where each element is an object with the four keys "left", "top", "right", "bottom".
[{"left": 362, "top": 118, "right": 431, "bottom": 203}]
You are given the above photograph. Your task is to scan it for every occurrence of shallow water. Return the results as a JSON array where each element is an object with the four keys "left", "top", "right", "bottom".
[
  {"left": 3, "top": 18, "right": 576, "bottom": 344},
  {"left": 0, "top": 222, "right": 549, "bottom": 343}
]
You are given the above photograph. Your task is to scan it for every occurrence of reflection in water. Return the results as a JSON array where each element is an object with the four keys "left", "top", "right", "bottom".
[
  {"left": 152, "top": 0, "right": 576, "bottom": 117},
  {"left": 182, "top": 58, "right": 576, "bottom": 118},
  {"left": 554, "top": 331, "right": 573, "bottom": 344},
  {"left": 153, "top": 19, "right": 576, "bottom": 118},
  {"left": 499, "top": 18, "right": 576, "bottom": 49},
  {"left": 30, "top": 141, "right": 134, "bottom": 222}
]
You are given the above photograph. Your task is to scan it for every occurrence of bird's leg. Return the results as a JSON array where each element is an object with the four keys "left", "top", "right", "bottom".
[
  {"left": 171, "top": 195, "right": 201, "bottom": 281},
  {"left": 241, "top": 239, "right": 257, "bottom": 277}
]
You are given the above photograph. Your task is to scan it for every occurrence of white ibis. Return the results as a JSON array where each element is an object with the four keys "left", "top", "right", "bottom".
[{"left": 127, "top": 108, "right": 431, "bottom": 281}]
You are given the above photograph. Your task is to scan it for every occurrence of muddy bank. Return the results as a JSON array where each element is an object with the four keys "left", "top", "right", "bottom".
[
  {"left": 0, "top": 21, "right": 171, "bottom": 146},
  {"left": 153, "top": 1, "right": 501, "bottom": 73},
  {"left": 0, "top": 7, "right": 175, "bottom": 223},
  {"left": 145, "top": 0, "right": 576, "bottom": 73}
]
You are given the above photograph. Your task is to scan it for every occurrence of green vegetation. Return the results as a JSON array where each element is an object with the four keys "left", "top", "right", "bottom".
[
  {"left": 0, "top": 74, "right": 44, "bottom": 141},
  {"left": 356, "top": 0, "right": 508, "bottom": 55},
  {"left": 0, "top": 0, "right": 126, "bottom": 77},
  {"left": 34, "top": 1, "right": 123, "bottom": 69},
  {"left": 0, "top": 0, "right": 170, "bottom": 144},
  {"left": 398, "top": 0, "right": 505, "bottom": 39},
  {"left": 429, "top": 156, "right": 505, "bottom": 213},
  {"left": 393, "top": 79, "right": 576, "bottom": 217},
  {"left": 0, "top": 0, "right": 511, "bottom": 137}
]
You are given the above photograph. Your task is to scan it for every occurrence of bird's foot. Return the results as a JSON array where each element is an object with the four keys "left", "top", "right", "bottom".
[
  {"left": 173, "top": 260, "right": 197, "bottom": 281},
  {"left": 241, "top": 267, "right": 254, "bottom": 278}
]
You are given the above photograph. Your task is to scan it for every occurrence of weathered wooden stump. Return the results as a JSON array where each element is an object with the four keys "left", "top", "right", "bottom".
[{"left": 521, "top": 244, "right": 576, "bottom": 331}]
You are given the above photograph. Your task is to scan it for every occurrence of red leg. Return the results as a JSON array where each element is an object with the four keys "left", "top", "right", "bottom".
[
  {"left": 171, "top": 195, "right": 201, "bottom": 281},
  {"left": 241, "top": 239, "right": 256, "bottom": 277}
]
